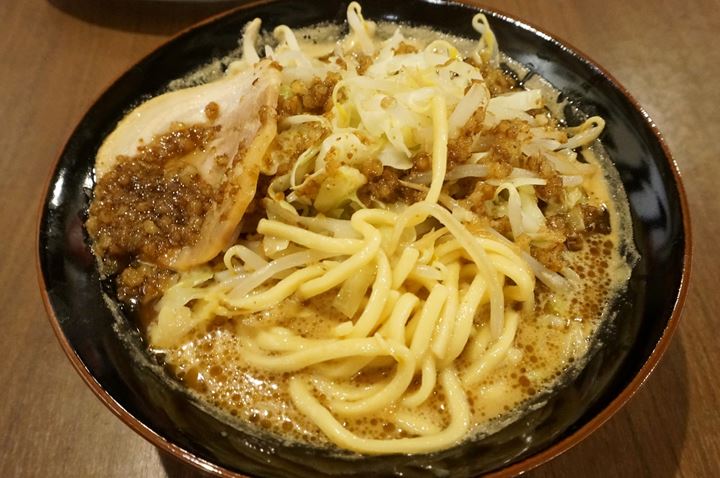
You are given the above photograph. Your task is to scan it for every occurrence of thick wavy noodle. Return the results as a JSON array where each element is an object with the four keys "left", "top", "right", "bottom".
[{"left": 88, "top": 2, "right": 636, "bottom": 456}]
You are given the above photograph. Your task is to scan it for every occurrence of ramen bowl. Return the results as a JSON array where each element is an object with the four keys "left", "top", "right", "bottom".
[{"left": 37, "top": 0, "right": 690, "bottom": 476}]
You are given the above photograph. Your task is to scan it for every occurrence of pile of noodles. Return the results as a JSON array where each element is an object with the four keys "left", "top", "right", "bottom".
[{"left": 148, "top": 2, "right": 606, "bottom": 454}]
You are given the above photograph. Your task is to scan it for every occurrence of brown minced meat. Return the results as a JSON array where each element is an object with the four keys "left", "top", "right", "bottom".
[
  {"left": 358, "top": 162, "right": 424, "bottom": 205},
  {"left": 277, "top": 73, "right": 340, "bottom": 119},
  {"left": 86, "top": 124, "right": 218, "bottom": 303}
]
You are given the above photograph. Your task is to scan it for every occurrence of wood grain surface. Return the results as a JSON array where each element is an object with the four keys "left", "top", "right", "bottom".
[{"left": 1, "top": 0, "right": 718, "bottom": 476}]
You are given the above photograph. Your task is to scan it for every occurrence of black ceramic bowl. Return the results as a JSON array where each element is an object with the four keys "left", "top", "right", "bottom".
[{"left": 37, "top": 1, "right": 691, "bottom": 476}]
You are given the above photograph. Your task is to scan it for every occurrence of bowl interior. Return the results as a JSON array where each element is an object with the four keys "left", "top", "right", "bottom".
[{"left": 38, "top": 0, "right": 688, "bottom": 476}]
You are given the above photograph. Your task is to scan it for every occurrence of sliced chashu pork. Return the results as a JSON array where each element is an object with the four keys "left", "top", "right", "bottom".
[{"left": 92, "top": 60, "right": 280, "bottom": 271}]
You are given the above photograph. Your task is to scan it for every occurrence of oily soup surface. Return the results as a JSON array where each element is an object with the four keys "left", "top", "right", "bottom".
[
  {"left": 148, "top": 23, "right": 635, "bottom": 447},
  {"left": 165, "top": 238, "right": 627, "bottom": 446}
]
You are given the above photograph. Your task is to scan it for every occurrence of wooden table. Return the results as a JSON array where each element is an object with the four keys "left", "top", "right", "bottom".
[{"left": 1, "top": 0, "right": 717, "bottom": 476}]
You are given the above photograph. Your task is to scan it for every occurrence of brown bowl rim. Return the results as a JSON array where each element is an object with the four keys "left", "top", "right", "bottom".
[{"left": 35, "top": 1, "right": 693, "bottom": 477}]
